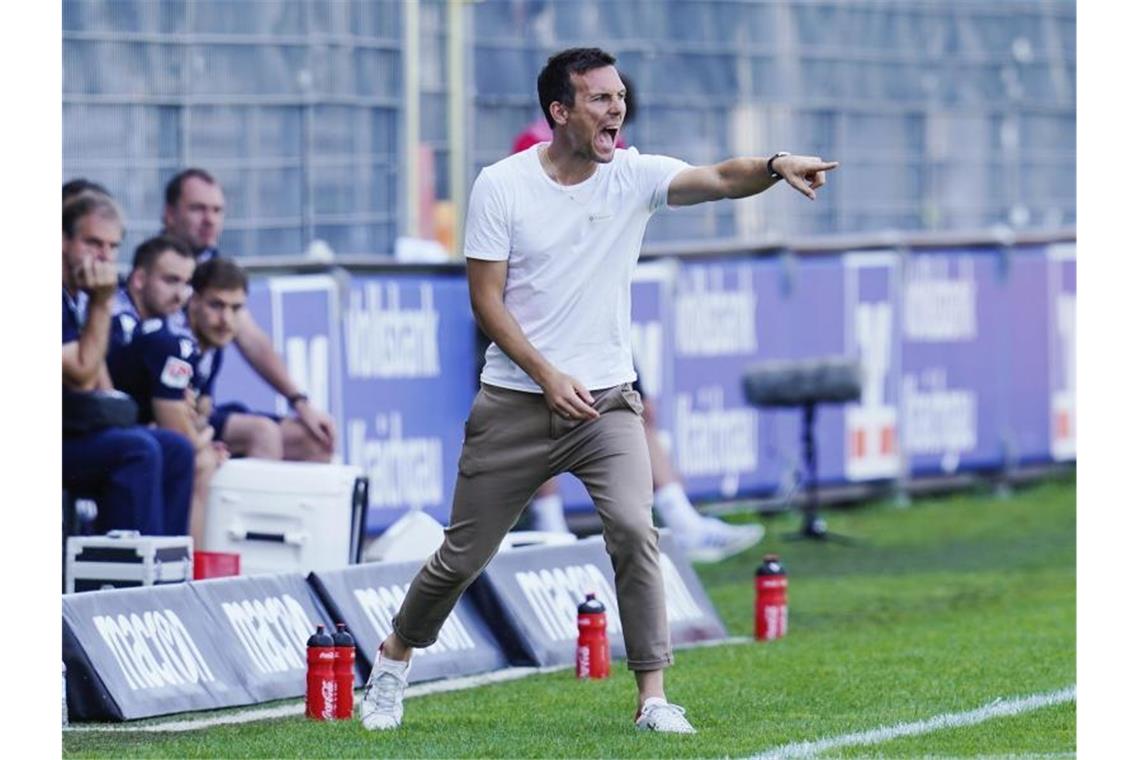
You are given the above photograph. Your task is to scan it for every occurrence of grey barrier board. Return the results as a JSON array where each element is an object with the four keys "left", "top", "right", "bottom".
[
  {"left": 62, "top": 583, "right": 254, "bottom": 721},
  {"left": 190, "top": 572, "right": 360, "bottom": 703},
  {"left": 308, "top": 560, "right": 509, "bottom": 684},
  {"left": 471, "top": 532, "right": 727, "bottom": 668}
]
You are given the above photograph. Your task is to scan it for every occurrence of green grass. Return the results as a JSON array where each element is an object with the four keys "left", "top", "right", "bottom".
[{"left": 64, "top": 475, "right": 1076, "bottom": 758}]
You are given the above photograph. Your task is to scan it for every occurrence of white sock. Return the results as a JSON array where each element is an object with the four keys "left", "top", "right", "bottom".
[
  {"left": 531, "top": 493, "right": 570, "bottom": 533},
  {"left": 376, "top": 645, "right": 410, "bottom": 673},
  {"left": 653, "top": 482, "right": 704, "bottom": 532}
]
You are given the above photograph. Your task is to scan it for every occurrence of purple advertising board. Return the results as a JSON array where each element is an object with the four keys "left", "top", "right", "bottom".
[
  {"left": 211, "top": 272, "right": 477, "bottom": 533},
  {"left": 1000, "top": 247, "right": 1054, "bottom": 466},
  {"left": 670, "top": 257, "right": 786, "bottom": 501},
  {"left": 900, "top": 250, "right": 1007, "bottom": 475},
  {"left": 339, "top": 274, "right": 479, "bottom": 532},
  {"left": 210, "top": 241, "right": 1072, "bottom": 534},
  {"left": 1047, "top": 243, "right": 1076, "bottom": 461},
  {"left": 841, "top": 252, "right": 903, "bottom": 482}
]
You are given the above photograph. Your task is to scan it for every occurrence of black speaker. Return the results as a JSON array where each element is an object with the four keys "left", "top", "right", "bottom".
[{"left": 742, "top": 356, "right": 862, "bottom": 408}]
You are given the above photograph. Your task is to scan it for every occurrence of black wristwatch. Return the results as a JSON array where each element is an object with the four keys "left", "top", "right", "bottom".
[
  {"left": 287, "top": 393, "right": 309, "bottom": 408},
  {"left": 767, "top": 152, "right": 790, "bottom": 180}
]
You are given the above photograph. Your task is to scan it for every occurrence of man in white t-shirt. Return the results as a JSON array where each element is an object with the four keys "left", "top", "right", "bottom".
[{"left": 360, "top": 47, "right": 838, "bottom": 735}]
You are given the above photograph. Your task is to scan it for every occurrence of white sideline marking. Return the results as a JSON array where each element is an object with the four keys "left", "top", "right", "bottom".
[
  {"left": 66, "top": 636, "right": 753, "bottom": 733},
  {"left": 749, "top": 685, "right": 1076, "bottom": 760}
]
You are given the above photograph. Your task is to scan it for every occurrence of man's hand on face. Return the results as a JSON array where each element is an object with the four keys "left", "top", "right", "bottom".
[{"left": 74, "top": 258, "right": 119, "bottom": 302}]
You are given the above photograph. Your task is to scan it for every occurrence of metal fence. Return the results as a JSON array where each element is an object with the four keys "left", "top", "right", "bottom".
[
  {"left": 63, "top": 0, "right": 1075, "bottom": 259},
  {"left": 63, "top": 0, "right": 404, "bottom": 258}
]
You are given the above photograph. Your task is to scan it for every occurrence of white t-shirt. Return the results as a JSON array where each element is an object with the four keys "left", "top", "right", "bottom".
[{"left": 465, "top": 144, "right": 689, "bottom": 393}]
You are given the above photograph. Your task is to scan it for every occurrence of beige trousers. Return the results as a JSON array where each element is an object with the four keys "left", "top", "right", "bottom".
[{"left": 392, "top": 382, "right": 673, "bottom": 671}]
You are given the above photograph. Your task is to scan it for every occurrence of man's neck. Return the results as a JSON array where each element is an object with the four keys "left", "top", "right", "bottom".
[
  {"left": 191, "top": 326, "right": 213, "bottom": 351},
  {"left": 127, "top": 288, "right": 156, "bottom": 321},
  {"left": 541, "top": 137, "right": 598, "bottom": 186}
]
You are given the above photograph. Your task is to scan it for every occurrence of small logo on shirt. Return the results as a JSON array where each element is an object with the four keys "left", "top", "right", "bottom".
[
  {"left": 160, "top": 356, "right": 193, "bottom": 389},
  {"left": 118, "top": 315, "right": 137, "bottom": 343},
  {"left": 142, "top": 318, "right": 164, "bottom": 334},
  {"left": 179, "top": 339, "right": 195, "bottom": 359},
  {"left": 197, "top": 350, "right": 215, "bottom": 385}
]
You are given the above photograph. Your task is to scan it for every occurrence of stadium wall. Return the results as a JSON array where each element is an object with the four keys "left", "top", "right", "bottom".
[{"left": 211, "top": 230, "right": 1076, "bottom": 533}]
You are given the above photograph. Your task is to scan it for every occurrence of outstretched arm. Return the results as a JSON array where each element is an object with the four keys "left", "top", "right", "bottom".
[{"left": 667, "top": 154, "right": 839, "bottom": 206}]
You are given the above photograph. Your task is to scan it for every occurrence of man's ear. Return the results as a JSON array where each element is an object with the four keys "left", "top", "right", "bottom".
[
  {"left": 161, "top": 205, "right": 174, "bottom": 230},
  {"left": 128, "top": 267, "right": 145, "bottom": 292},
  {"left": 549, "top": 100, "right": 570, "bottom": 127}
]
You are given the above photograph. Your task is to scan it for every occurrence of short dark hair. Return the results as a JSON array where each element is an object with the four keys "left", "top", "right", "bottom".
[
  {"left": 63, "top": 193, "right": 122, "bottom": 238},
  {"left": 192, "top": 256, "right": 248, "bottom": 295},
  {"left": 131, "top": 235, "right": 194, "bottom": 273},
  {"left": 537, "top": 47, "right": 617, "bottom": 129},
  {"left": 63, "top": 178, "right": 111, "bottom": 204},
  {"left": 165, "top": 168, "right": 218, "bottom": 208},
  {"left": 619, "top": 70, "right": 637, "bottom": 125}
]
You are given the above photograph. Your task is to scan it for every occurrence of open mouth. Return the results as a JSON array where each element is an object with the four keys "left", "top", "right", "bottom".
[{"left": 597, "top": 126, "right": 619, "bottom": 151}]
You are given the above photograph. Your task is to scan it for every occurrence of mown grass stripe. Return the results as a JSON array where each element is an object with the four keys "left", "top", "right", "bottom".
[{"left": 749, "top": 685, "right": 1076, "bottom": 759}]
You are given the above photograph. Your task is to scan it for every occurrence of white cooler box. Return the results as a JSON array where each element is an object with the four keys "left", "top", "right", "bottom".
[
  {"left": 202, "top": 459, "right": 368, "bottom": 576},
  {"left": 65, "top": 531, "right": 193, "bottom": 594}
]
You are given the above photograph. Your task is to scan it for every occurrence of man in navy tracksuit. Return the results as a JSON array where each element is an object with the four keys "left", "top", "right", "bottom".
[
  {"left": 62, "top": 192, "right": 193, "bottom": 536},
  {"left": 107, "top": 235, "right": 225, "bottom": 544}
]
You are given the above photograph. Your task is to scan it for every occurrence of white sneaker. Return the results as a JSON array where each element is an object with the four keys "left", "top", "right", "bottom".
[
  {"left": 360, "top": 650, "right": 410, "bottom": 731},
  {"left": 635, "top": 697, "right": 696, "bottom": 734},
  {"left": 678, "top": 517, "right": 764, "bottom": 563}
]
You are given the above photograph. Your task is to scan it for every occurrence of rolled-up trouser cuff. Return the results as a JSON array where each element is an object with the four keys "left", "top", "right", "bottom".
[
  {"left": 391, "top": 617, "right": 437, "bottom": 649},
  {"left": 626, "top": 653, "right": 674, "bottom": 672}
]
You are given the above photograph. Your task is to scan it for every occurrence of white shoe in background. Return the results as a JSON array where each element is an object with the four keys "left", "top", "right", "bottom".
[{"left": 677, "top": 517, "right": 764, "bottom": 563}]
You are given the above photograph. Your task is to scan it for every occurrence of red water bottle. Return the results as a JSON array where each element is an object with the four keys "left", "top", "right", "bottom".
[
  {"left": 306, "top": 624, "right": 336, "bottom": 720},
  {"left": 576, "top": 592, "right": 610, "bottom": 679},
  {"left": 331, "top": 623, "right": 356, "bottom": 720},
  {"left": 755, "top": 554, "right": 788, "bottom": 640}
]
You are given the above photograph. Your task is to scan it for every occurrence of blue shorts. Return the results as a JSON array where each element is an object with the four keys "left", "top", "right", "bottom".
[{"left": 209, "top": 402, "right": 282, "bottom": 440}]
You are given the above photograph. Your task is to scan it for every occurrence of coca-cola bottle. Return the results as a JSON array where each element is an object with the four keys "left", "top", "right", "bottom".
[
  {"left": 305, "top": 624, "right": 336, "bottom": 720},
  {"left": 576, "top": 592, "right": 610, "bottom": 679},
  {"left": 332, "top": 623, "right": 356, "bottom": 720},
  {"left": 755, "top": 554, "right": 788, "bottom": 641}
]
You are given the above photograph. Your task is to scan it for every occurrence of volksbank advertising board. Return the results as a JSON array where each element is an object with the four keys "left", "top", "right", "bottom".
[
  {"left": 214, "top": 243, "right": 1072, "bottom": 531},
  {"left": 213, "top": 272, "right": 479, "bottom": 533}
]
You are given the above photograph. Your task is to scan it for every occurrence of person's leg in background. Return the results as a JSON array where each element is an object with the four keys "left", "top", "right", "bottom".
[
  {"left": 522, "top": 392, "right": 764, "bottom": 562},
  {"left": 280, "top": 417, "right": 333, "bottom": 462},
  {"left": 211, "top": 403, "right": 284, "bottom": 459},
  {"left": 529, "top": 477, "right": 569, "bottom": 532},
  {"left": 62, "top": 426, "right": 165, "bottom": 535},
  {"left": 144, "top": 427, "right": 196, "bottom": 537},
  {"left": 642, "top": 397, "right": 764, "bottom": 563}
]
